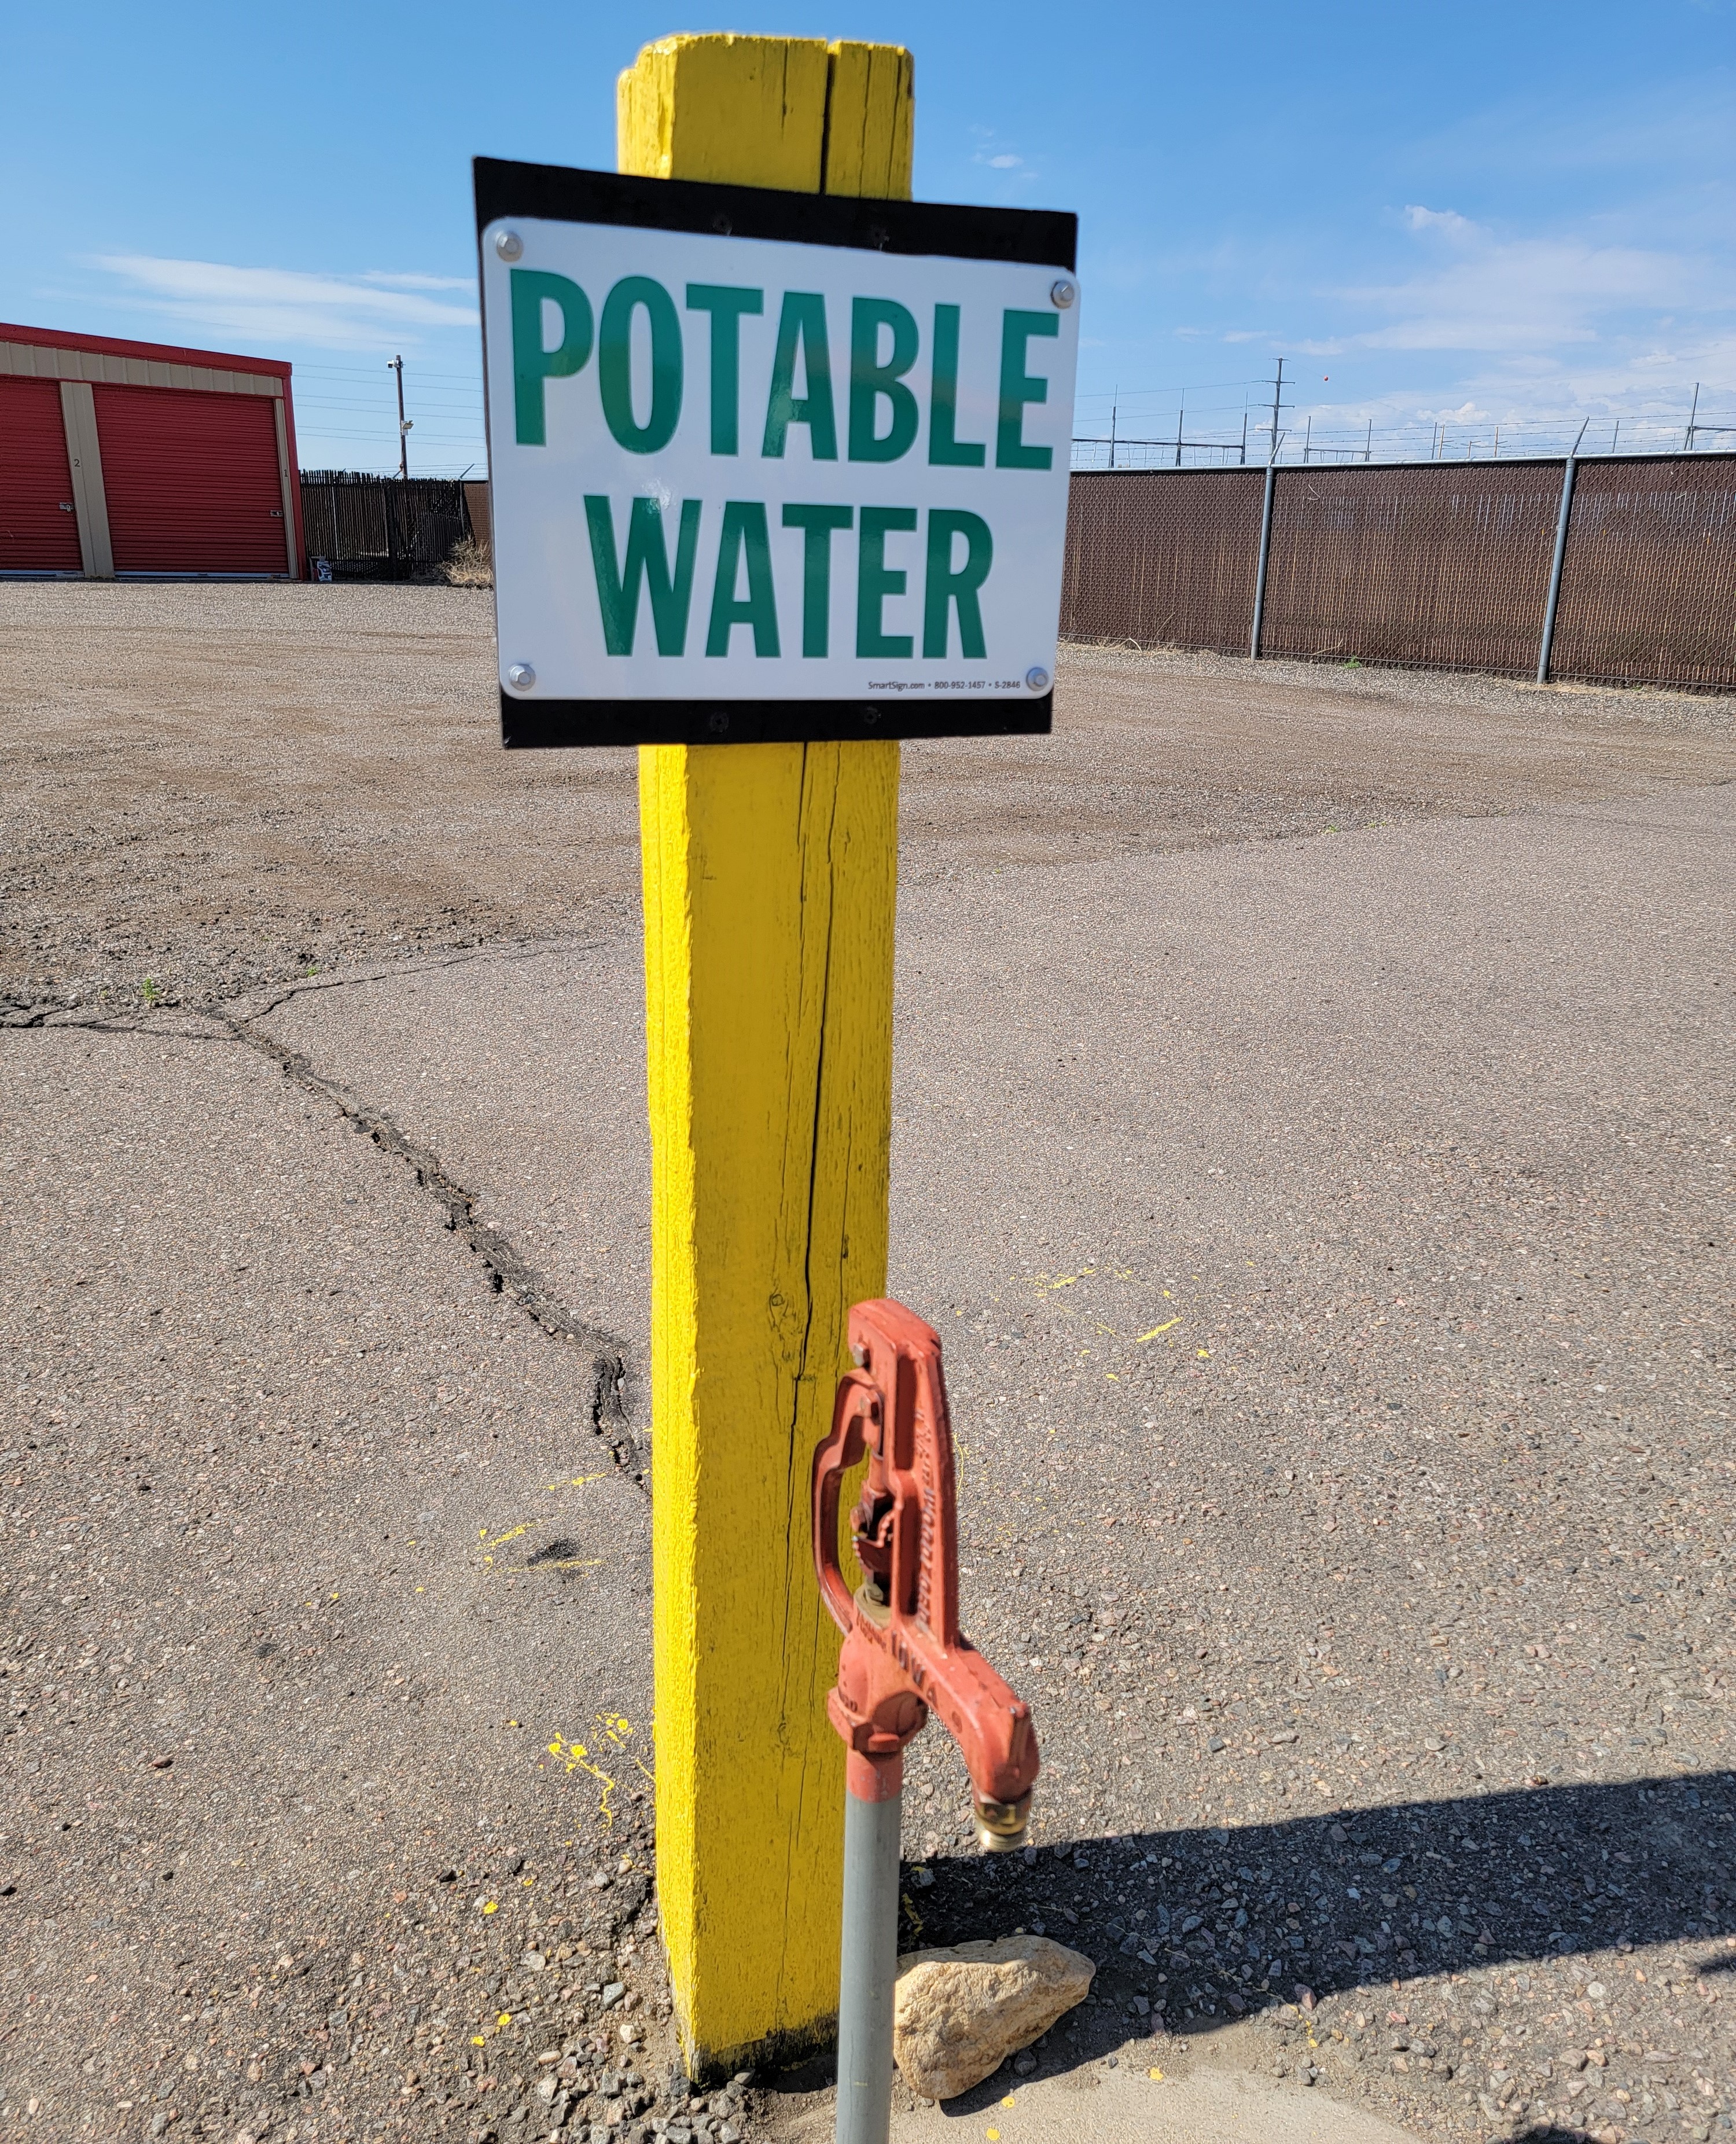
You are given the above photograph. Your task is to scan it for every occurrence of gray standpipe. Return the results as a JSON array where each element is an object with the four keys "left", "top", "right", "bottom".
[{"left": 834, "top": 1762, "right": 903, "bottom": 2144}]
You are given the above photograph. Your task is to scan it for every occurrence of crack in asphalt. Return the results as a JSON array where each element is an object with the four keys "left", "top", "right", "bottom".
[
  {"left": 2, "top": 991, "right": 648, "bottom": 1489},
  {"left": 0, "top": 931, "right": 604, "bottom": 1030}
]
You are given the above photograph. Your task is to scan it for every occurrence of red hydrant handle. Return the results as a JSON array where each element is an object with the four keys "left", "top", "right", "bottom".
[{"left": 812, "top": 1370, "right": 877, "bottom": 1634}]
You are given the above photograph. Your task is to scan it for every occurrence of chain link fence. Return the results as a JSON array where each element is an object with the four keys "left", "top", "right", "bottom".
[
  {"left": 1060, "top": 468, "right": 1265, "bottom": 651},
  {"left": 1549, "top": 458, "right": 1736, "bottom": 689},
  {"left": 1061, "top": 453, "right": 1736, "bottom": 690}
]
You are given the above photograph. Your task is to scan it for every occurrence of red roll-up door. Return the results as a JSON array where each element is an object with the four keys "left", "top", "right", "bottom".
[
  {"left": 0, "top": 376, "right": 83, "bottom": 572},
  {"left": 94, "top": 384, "right": 288, "bottom": 575}
]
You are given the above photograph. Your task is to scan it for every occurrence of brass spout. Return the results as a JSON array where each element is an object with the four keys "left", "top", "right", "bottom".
[{"left": 972, "top": 1791, "right": 1033, "bottom": 1853}]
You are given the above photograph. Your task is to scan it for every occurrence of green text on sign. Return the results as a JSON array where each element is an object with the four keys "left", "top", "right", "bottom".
[
  {"left": 513, "top": 273, "right": 1055, "bottom": 472},
  {"left": 582, "top": 499, "right": 994, "bottom": 661}
]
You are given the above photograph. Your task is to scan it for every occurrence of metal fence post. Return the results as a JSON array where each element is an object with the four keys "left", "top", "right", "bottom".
[
  {"left": 1536, "top": 422, "right": 1588, "bottom": 684},
  {"left": 1249, "top": 462, "right": 1277, "bottom": 660}
]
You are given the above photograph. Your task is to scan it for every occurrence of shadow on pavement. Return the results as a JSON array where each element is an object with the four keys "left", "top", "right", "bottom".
[{"left": 904, "top": 1768, "right": 1735, "bottom": 2035}]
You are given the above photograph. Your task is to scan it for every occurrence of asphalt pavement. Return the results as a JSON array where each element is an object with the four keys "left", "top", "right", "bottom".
[
  {"left": 1, "top": 1019, "right": 666, "bottom": 2143},
  {"left": 3, "top": 586, "right": 1733, "bottom": 2144},
  {"left": 241, "top": 781, "right": 1736, "bottom": 2144}
]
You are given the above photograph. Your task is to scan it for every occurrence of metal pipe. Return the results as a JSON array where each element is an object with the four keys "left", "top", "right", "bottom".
[
  {"left": 1536, "top": 421, "right": 1589, "bottom": 685},
  {"left": 834, "top": 1754, "right": 902, "bottom": 2144},
  {"left": 1249, "top": 460, "right": 1277, "bottom": 661}
]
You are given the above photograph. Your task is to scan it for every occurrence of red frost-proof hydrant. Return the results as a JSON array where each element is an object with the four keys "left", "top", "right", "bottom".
[{"left": 812, "top": 1299, "right": 1040, "bottom": 2144}]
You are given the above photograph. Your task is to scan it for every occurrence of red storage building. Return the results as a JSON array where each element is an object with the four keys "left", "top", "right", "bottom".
[{"left": 0, "top": 323, "right": 304, "bottom": 579}]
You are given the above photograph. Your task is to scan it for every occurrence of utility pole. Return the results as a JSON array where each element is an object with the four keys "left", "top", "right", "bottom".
[
  {"left": 388, "top": 354, "right": 412, "bottom": 479},
  {"left": 1267, "top": 356, "right": 1285, "bottom": 466},
  {"left": 1364, "top": 417, "right": 1372, "bottom": 462},
  {"left": 1108, "top": 395, "right": 1117, "bottom": 470},
  {"left": 1175, "top": 392, "right": 1184, "bottom": 468},
  {"left": 1685, "top": 383, "right": 1700, "bottom": 451},
  {"left": 1301, "top": 413, "right": 1312, "bottom": 464},
  {"left": 1240, "top": 410, "right": 1248, "bottom": 465}
]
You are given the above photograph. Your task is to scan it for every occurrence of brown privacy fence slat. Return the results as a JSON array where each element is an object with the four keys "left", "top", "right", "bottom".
[
  {"left": 1259, "top": 461, "right": 1564, "bottom": 675},
  {"left": 1549, "top": 458, "right": 1736, "bottom": 689},
  {"left": 1060, "top": 453, "right": 1736, "bottom": 691},
  {"left": 1061, "top": 468, "right": 1264, "bottom": 653}
]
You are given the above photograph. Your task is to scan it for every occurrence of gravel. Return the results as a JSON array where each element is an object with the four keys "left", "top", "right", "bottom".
[{"left": 4, "top": 582, "right": 1733, "bottom": 1021}]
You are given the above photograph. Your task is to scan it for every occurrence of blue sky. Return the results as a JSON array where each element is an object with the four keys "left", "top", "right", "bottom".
[{"left": 5, "top": 1, "right": 1732, "bottom": 473}]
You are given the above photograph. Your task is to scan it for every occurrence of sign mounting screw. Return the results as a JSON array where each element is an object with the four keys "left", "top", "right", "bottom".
[
  {"left": 1025, "top": 667, "right": 1050, "bottom": 693},
  {"left": 1050, "top": 278, "right": 1076, "bottom": 309},
  {"left": 495, "top": 230, "right": 524, "bottom": 262},
  {"left": 506, "top": 663, "right": 536, "bottom": 691}
]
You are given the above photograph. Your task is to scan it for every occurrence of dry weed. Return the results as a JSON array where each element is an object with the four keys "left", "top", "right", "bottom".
[{"left": 441, "top": 535, "right": 494, "bottom": 588}]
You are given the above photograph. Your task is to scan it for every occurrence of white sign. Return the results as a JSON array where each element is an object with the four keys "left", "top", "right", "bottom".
[{"left": 476, "top": 169, "right": 1078, "bottom": 739}]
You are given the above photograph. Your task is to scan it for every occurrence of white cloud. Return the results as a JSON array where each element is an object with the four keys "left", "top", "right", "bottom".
[
  {"left": 1339, "top": 209, "right": 1722, "bottom": 354},
  {"left": 359, "top": 270, "right": 474, "bottom": 292},
  {"left": 968, "top": 126, "right": 1031, "bottom": 177},
  {"left": 1401, "top": 204, "right": 1477, "bottom": 239},
  {"left": 86, "top": 254, "right": 479, "bottom": 351}
]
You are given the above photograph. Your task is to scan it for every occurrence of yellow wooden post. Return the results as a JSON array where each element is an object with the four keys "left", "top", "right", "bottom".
[{"left": 619, "top": 33, "right": 914, "bottom": 2079}]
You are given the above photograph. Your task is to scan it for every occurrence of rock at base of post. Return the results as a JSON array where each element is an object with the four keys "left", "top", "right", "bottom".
[{"left": 892, "top": 1935, "right": 1094, "bottom": 2102}]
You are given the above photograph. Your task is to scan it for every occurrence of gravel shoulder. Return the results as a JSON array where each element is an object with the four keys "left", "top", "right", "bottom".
[{"left": 3, "top": 583, "right": 1733, "bottom": 1020}]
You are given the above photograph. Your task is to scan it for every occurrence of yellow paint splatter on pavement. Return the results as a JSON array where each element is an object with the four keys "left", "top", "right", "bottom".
[
  {"left": 1135, "top": 1319, "right": 1180, "bottom": 1343},
  {"left": 597, "top": 1711, "right": 654, "bottom": 1783},
  {"left": 546, "top": 1735, "right": 620, "bottom": 1823}
]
